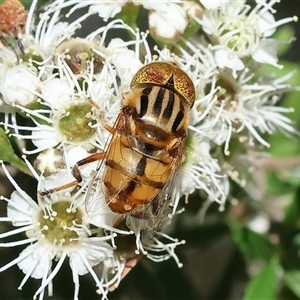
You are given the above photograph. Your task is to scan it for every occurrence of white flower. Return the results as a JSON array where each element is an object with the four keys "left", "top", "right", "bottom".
[
  {"left": 71, "top": 0, "right": 189, "bottom": 42},
  {"left": 180, "top": 41, "right": 296, "bottom": 155},
  {"left": 147, "top": 2, "right": 188, "bottom": 42},
  {"left": 247, "top": 215, "right": 270, "bottom": 234},
  {"left": 8, "top": 64, "right": 104, "bottom": 153},
  {"left": 194, "top": 0, "right": 297, "bottom": 76},
  {"left": 4, "top": 45, "right": 129, "bottom": 154},
  {"left": 1, "top": 8, "right": 149, "bottom": 154},
  {"left": 174, "top": 135, "right": 228, "bottom": 209},
  {"left": 0, "top": 161, "right": 123, "bottom": 300},
  {"left": 1, "top": 64, "right": 40, "bottom": 106}
]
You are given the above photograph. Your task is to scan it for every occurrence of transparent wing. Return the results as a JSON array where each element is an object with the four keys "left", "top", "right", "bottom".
[
  {"left": 84, "top": 111, "right": 137, "bottom": 215},
  {"left": 125, "top": 135, "right": 185, "bottom": 242},
  {"left": 84, "top": 114, "right": 122, "bottom": 214},
  {"left": 140, "top": 161, "right": 181, "bottom": 242}
]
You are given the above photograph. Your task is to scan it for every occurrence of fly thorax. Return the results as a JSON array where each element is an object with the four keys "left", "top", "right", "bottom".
[{"left": 134, "top": 120, "right": 174, "bottom": 148}]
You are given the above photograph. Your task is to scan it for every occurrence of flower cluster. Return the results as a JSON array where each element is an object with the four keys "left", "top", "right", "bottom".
[{"left": 0, "top": 0, "right": 297, "bottom": 299}]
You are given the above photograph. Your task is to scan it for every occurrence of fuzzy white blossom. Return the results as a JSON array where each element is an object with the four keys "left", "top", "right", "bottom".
[
  {"left": 193, "top": 0, "right": 297, "bottom": 76},
  {"left": 0, "top": 161, "right": 122, "bottom": 300}
]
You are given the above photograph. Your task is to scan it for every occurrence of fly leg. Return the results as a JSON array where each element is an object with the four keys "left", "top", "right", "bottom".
[
  {"left": 87, "top": 98, "right": 117, "bottom": 135},
  {"left": 38, "top": 96, "right": 121, "bottom": 197},
  {"left": 38, "top": 152, "right": 106, "bottom": 196}
]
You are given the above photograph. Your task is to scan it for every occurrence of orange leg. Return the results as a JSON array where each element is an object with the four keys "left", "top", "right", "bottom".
[
  {"left": 39, "top": 152, "right": 106, "bottom": 196},
  {"left": 39, "top": 101, "right": 119, "bottom": 197},
  {"left": 72, "top": 152, "right": 106, "bottom": 182},
  {"left": 103, "top": 124, "right": 116, "bottom": 135}
]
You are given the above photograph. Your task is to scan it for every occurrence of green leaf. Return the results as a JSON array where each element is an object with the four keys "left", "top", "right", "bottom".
[
  {"left": 283, "top": 188, "right": 300, "bottom": 225},
  {"left": 243, "top": 259, "right": 279, "bottom": 300},
  {"left": 115, "top": 5, "right": 141, "bottom": 30},
  {"left": 230, "top": 224, "right": 276, "bottom": 260},
  {"left": 284, "top": 269, "right": 300, "bottom": 298},
  {"left": 0, "top": 127, "right": 31, "bottom": 176},
  {"left": 182, "top": 18, "right": 201, "bottom": 41},
  {"left": 268, "top": 86, "right": 300, "bottom": 157},
  {"left": 266, "top": 171, "right": 293, "bottom": 196},
  {"left": 275, "top": 25, "right": 295, "bottom": 57},
  {"left": 279, "top": 167, "right": 300, "bottom": 188},
  {"left": 268, "top": 132, "right": 300, "bottom": 158}
]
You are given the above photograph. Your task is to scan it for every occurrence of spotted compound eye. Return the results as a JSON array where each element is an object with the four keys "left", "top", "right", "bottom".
[{"left": 130, "top": 62, "right": 195, "bottom": 108}]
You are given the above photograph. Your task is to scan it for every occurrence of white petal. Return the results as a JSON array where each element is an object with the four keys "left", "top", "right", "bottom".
[
  {"left": 69, "top": 251, "right": 88, "bottom": 276},
  {"left": 214, "top": 48, "right": 244, "bottom": 71},
  {"left": 257, "top": 10, "right": 276, "bottom": 37},
  {"left": 69, "top": 241, "right": 113, "bottom": 276},
  {"left": 64, "top": 146, "right": 98, "bottom": 181},
  {"left": 252, "top": 39, "right": 279, "bottom": 66},
  {"left": 148, "top": 4, "right": 188, "bottom": 40},
  {"left": 86, "top": 192, "right": 120, "bottom": 229},
  {"left": 18, "top": 244, "right": 51, "bottom": 279},
  {"left": 65, "top": 146, "right": 89, "bottom": 166},
  {"left": 89, "top": 3, "right": 123, "bottom": 19},
  {"left": 40, "top": 78, "right": 73, "bottom": 109},
  {"left": 1, "top": 65, "right": 40, "bottom": 106},
  {"left": 108, "top": 39, "right": 140, "bottom": 67},
  {"left": 248, "top": 215, "right": 270, "bottom": 234},
  {"left": 7, "top": 191, "right": 39, "bottom": 225},
  {"left": 38, "top": 170, "right": 76, "bottom": 193},
  {"left": 39, "top": 22, "right": 70, "bottom": 48},
  {"left": 31, "top": 125, "right": 60, "bottom": 149},
  {"left": 200, "top": 0, "right": 222, "bottom": 10}
]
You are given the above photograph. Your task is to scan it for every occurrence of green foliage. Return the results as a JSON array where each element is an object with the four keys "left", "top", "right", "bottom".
[
  {"left": 243, "top": 259, "right": 279, "bottom": 300},
  {"left": 230, "top": 224, "right": 276, "bottom": 261},
  {"left": 0, "top": 127, "right": 31, "bottom": 176},
  {"left": 284, "top": 269, "right": 300, "bottom": 298},
  {"left": 115, "top": 5, "right": 141, "bottom": 30},
  {"left": 266, "top": 171, "right": 294, "bottom": 196},
  {"left": 285, "top": 189, "right": 300, "bottom": 226}
]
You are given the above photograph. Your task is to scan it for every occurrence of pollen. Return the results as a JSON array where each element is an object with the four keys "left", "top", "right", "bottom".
[
  {"left": 76, "top": 117, "right": 83, "bottom": 125},
  {"left": 38, "top": 200, "right": 84, "bottom": 247},
  {"left": 58, "top": 102, "right": 96, "bottom": 143}
]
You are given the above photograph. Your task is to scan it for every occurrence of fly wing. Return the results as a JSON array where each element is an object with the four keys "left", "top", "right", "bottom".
[
  {"left": 126, "top": 133, "right": 185, "bottom": 242},
  {"left": 84, "top": 158, "right": 106, "bottom": 214},
  {"left": 85, "top": 110, "right": 136, "bottom": 214},
  {"left": 84, "top": 113, "right": 122, "bottom": 214},
  {"left": 140, "top": 161, "right": 181, "bottom": 242}
]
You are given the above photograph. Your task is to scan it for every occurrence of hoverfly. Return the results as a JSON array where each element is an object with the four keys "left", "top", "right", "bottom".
[{"left": 42, "top": 62, "right": 195, "bottom": 230}]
